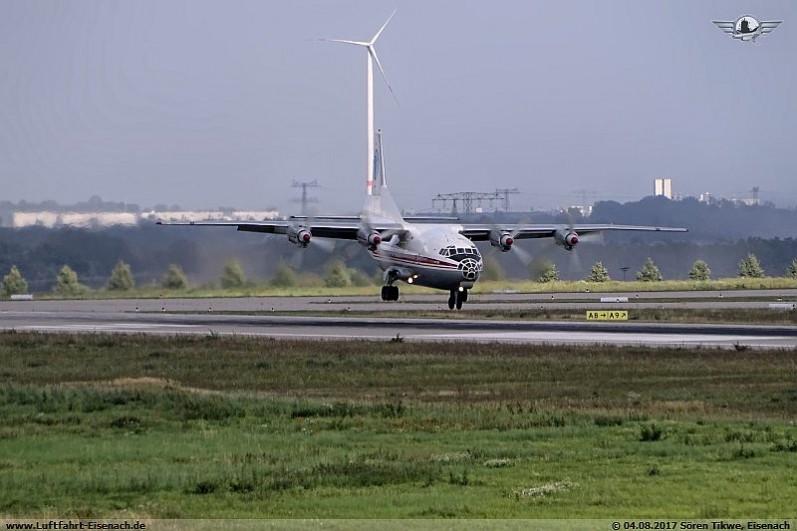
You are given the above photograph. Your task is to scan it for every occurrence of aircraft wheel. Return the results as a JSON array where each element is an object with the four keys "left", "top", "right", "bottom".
[
  {"left": 461, "top": 289, "right": 468, "bottom": 303},
  {"left": 382, "top": 286, "right": 399, "bottom": 301},
  {"left": 448, "top": 291, "right": 456, "bottom": 310},
  {"left": 455, "top": 290, "right": 464, "bottom": 310}
]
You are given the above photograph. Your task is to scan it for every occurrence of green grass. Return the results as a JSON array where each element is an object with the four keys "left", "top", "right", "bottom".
[
  {"left": 27, "top": 277, "right": 797, "bottom": 300},
  {"left": 1, "top": 333, "right": 796, "bottom": 518},
  {"left": 190, "top": 307, "right": 797, "bottom": 325}
]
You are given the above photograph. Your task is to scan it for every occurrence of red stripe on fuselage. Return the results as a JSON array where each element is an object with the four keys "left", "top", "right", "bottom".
[{"left": 369, "top": 249, "right": 459, "bottom": 270}]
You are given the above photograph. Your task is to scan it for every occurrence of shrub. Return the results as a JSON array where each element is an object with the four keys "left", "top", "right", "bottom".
[
  {"left": 586, "top": 262, "right": 610, "bottom": 282},
  {"left": 481, "top": 257, "right": 506, "bottom": 281},
  {"left": 688, "top": 260, "right": 711, "bottom": 281},
  {"left": 107, "top": 260, "right": 134, "bottom": 291},
  {"left": 220, "top": 260, "right": 247, "bottom": 289},
  {"left": 1, "top": 265, "right": 28, "bottom": 297},
  {"left": 537, "top": 261, "right": 559, "bottom": 283},
  {"left": 161, "top": 264, "right": 188, "bottom": 290},
  {"left": 640, "top": 423, "right": 663, "bottom": 442},
  {"left": 785, "top": 258, "right": 797, "bottom": 279},
  {"left": 738, "top": 253, "right": 765, "bottom": 278},
  {"left": 636, "top": 258, "right": 663, "bottom": 282},
  {"left": 323, "top": 259, "right": 352, "bottom": 288},
  {"left": 53, "top": 265, "right": 85, "bottom": 296},
  {"left": 270, "top": 262, "right": 297, "bottom": 288}
]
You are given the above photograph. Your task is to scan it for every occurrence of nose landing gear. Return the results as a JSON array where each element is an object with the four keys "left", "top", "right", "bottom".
[
  {"left": 381, "top": 285, "right": 400, "bottom": 301},
  {"left": 447, "top": 288, "right": 468, "bottom": 310}
]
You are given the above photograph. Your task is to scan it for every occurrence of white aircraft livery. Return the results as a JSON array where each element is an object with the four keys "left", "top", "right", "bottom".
[{"left": 158, "top": 10, "right": 687, "bottom": 310}]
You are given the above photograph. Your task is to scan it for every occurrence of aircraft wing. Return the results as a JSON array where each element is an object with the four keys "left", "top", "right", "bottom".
[
  {"left": 156, "top": 219, "right": 405, "bottom": 240},
  {"left": 459, "top": 223, "right": 688, "bottom": 241}
]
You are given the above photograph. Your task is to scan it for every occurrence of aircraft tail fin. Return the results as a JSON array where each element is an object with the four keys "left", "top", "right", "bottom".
[
  {"left": 362, "top": 130, "right": 403, "bottom": 223},
  {"left": 373, "top": 129, "right": 388, "bottom": 193}
]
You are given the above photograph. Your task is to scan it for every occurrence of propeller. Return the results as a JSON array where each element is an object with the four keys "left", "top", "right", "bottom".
[
  {"left": 285, "top": 209, "right": 336, "bottom": 271},
  {"left": 551, "top": 208, "right": 602, "bottom": 278}
]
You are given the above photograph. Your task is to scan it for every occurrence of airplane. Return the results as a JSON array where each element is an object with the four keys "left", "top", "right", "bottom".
[{"left": 158, "top": 11, "right": 688, "bottom": 310}]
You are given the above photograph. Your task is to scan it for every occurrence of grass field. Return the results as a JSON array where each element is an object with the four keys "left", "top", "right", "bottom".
[
  {"left": 31, "top": 277, "right": 797, "bottom": 300},
  {"left": 1, "top": 333, "right": 796, "bottom": 518},
  {"left": 195, "top": 307, "right": 797, "bottom": 325}
]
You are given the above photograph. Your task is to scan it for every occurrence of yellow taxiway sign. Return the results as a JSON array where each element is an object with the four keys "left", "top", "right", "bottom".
[{"left": 586, "top": 310, "right": 629, "bottom": 321}]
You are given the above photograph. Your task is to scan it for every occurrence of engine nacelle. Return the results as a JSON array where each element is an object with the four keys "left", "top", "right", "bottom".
[
  {"left": 287, "top": 226, "right": 312, "bottom": 248},
  {"left": 357, "top": 229, "right": 382, "bottom": 250},
  {"left": 554, "top": 229, "right": 579, "bottom": 251},
  {"left": 490, "top": 231, "right": 514, "bottom": 252}
]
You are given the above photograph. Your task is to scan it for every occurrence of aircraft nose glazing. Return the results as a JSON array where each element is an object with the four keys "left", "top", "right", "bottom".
[{"left": 457, "top": 257, "right": 482, "bottom": 280}]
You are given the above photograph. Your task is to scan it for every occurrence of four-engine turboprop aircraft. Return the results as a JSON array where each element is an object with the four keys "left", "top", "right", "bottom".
[
  {"left": 158, "top": 131, "right": 687, "bottom": 309},
  {"left": 158, "top": 11, "right": 687, "bottom": 309}
]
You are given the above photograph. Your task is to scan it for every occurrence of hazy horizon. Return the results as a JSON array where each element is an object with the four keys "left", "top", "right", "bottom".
[{"left": 1, "top": 1, "right": 794, "bottom": 214}]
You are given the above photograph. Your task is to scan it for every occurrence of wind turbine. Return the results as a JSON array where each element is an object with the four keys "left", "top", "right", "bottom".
[{"left": 322, "top": 9, "right": 398, "bottom": 196}]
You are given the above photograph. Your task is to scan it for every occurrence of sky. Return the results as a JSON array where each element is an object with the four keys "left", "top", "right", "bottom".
[{"left": 0, "top": 0, "right": 795, "bottom": 214}]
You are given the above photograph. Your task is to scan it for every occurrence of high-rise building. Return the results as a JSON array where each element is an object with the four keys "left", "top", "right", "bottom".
[{"left": 654, "top": 178, "right": 672, "bottom": 199}]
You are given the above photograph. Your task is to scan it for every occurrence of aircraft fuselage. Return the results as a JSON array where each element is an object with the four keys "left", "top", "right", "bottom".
[{"left": 369, "top": 223, "right": 482, "bottom": 291}]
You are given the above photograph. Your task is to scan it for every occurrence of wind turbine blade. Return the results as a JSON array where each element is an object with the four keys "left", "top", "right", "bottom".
[
  {"left": 369, "top": 47, "right": 400, "bottom": 105},
  {"left": 370, "top": 9, "right": 397, "bottom": 45},
  {"left": 319, "top": 38, "right": 369, "bottom": 46}
]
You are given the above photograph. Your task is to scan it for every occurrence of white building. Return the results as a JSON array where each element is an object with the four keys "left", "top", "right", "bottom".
[
  {"left": 9, "top": 210, "right": 280, "bottom": 228},
  {"left": 141, "top": 210, "right": 280, "bottom": 223},
  {"left": 654, "top": 178, "right": 672, "bottom": 199}
]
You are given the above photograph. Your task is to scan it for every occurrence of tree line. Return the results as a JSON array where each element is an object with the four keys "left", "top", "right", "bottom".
[
  {"left": 3, "top": 226, "right": 797, "bottom": 293},
  {"left": 520, "top": 253, "right": 797, "bottom": 283},
  {"left": 4, "top": 252, "right": 797, "bottom": 297},
  {"left": 0, "top": 258, "right": 379, "bottom": 297}
]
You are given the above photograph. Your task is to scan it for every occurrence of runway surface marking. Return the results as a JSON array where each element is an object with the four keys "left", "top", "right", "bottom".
[{"left": 15, "top": 324, "right": 198, "bottom": 332}]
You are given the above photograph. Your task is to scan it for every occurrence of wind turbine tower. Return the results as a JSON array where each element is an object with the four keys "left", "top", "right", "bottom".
[{"left": 322, "top": 10, "right": 398, "bottom": 196}]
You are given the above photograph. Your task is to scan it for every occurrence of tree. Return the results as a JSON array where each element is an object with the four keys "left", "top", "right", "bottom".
[
  {"left": 1, "top": 265, "right": 28, "bottom": 297},
  {"left": 107, "top": 260, "right": 134, "bottom": 291},
  {"left": 54, "top": 265, "right": 84, "bottom": 296},
  {"left": 270, "top": 262, "right": 297, "bottom": 288},
  {"left": 537, "top": 261, "right": 559, "bottom": 283},
  {"left": 350, "top": 268, "right": 376, "bottom": 287},
  {"left": 586, "top": 262, "right": 610, "bottom": 282},
  {"left": 161, "top": 264, "right": 188, "bottom": 290},
  {"left": 785, "top": 258, "right": 797, "bottom": 279},
  {"left": 636, "top": 257, "right": 663, "bottom": 282},
  {"left": 323, "top": 259, "right": 352, "bottom": 288},
  {"left": 480, "top": 257, "right": 506, "bottom": 281},
  {"left": 688, "top": 260, "right": 711, "bottom": 281},
  {"left": 220, "top": 260, "right": 247, "bottom": 289},
  {"left": 738, "top": 253, "right": 765, "bottom": 278}
]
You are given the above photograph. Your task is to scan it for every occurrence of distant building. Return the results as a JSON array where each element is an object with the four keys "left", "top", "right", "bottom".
[
  {"left": 654, "top": 178, "right": 672, "bottom": 199},
  {"left": 8, "top": 210, "right": 280, "bottom": 228},
  {"left": 11, "top": 211, "right": 137, "bottom": 228},
  {"left": 568, "top": 205, "right": 593, "bottom": 217},
  {"left": 140, "top": 210, "right": 280, "bottom": 223}
]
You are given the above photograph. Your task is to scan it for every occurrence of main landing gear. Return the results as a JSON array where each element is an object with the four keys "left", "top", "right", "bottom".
[
  {"left": 448, "top": 288, "right": 468, "bottom": 310},
  {"left": 381, "top": 285, "right": 399, "bottom": 301}
]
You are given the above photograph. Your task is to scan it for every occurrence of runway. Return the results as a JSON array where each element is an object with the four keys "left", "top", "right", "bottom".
[{"left": 1, "top": 292, "right": 796, "bottom": 349}]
